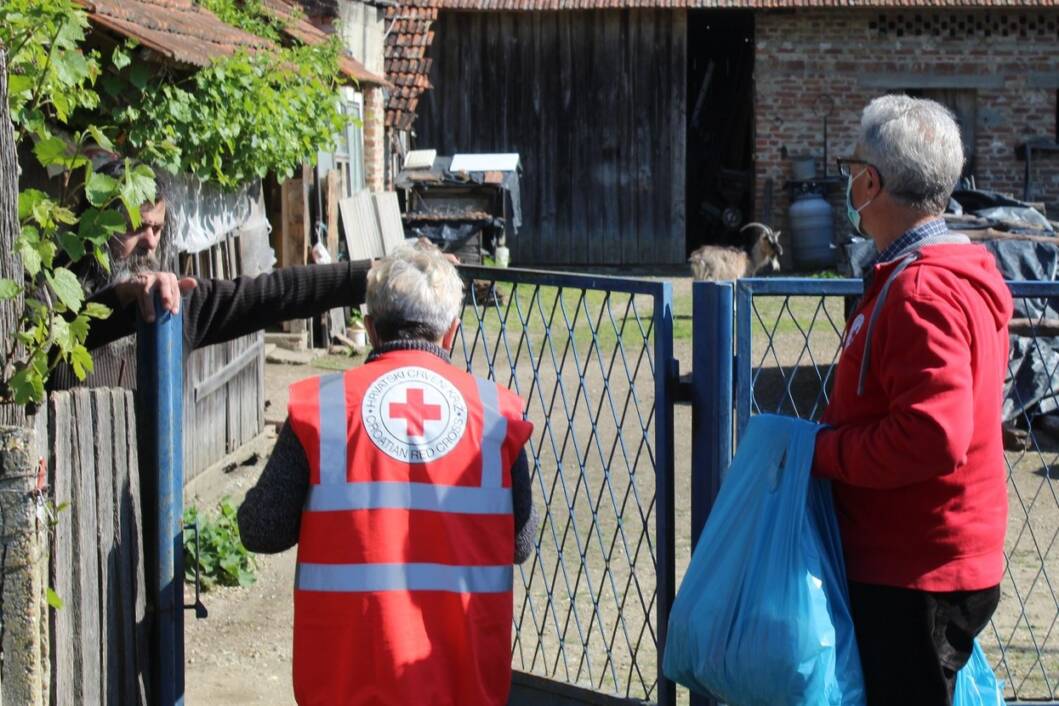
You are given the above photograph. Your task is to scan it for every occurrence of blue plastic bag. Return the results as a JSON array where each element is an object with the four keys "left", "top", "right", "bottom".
[
  {"left": 954, "top": 641, "right": 1005, "bottom": 706},
  {"left": 663, "top": 415, "right": 865, "bottom": 706}
]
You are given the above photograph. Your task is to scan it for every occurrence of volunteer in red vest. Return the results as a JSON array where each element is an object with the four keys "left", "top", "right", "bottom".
[
  {"left": 238, "top": 242, "right": 537, "bottom": 706},
  {"left": 816, "top": 95, "right": 1012, "bottom": 705}
]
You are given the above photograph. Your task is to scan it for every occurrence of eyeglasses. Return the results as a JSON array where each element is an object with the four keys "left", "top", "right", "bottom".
[{"left": 836, "top": 158, "right": 885, "bottom": 187}]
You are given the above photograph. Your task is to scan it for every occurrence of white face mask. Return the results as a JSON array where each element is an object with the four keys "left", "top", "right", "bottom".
[{"left": 845, "top": 168, "right": 874, "bottom": 236}]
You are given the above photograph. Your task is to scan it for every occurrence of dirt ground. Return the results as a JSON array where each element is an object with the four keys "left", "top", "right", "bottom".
[
  {"left": 184, "top": 280, "right": 1058, "bottom": 704},
  {"left": 184, "top": 359, "right": 356, "bottom": 705}
]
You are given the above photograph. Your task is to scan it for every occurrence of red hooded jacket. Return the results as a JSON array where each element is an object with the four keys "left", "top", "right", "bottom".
[{"left": 814, "top": 243, "right": 1013, "bottom": 591}]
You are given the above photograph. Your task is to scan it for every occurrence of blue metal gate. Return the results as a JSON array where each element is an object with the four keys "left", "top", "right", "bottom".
[
  {"left": 455, "top": 267, "right": 679, "bottom": 706},
  {"left": 694, "top": 277, "right": 1059, "bottom": 705}
]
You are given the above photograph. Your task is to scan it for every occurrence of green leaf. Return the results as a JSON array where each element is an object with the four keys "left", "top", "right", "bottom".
[
  {"left": 70, "top": 345, "right": 93, "bottom": 380},
  {"left": 68, "top": 314, "right": 90, "bottom": 343},
  {"left": 112, "top": 46, "right": 131, "bottom": 70},
  {"left": 8, "top": 74, "right": 32, "bottom": 97},
  {"left": 86, "top": 125, "right": 114, "bottom": 152},
  {"left": 79, "top": 208, "right": 126, "bottom": 243},
  {"left": 129, "top": 62, "right": 151, "bottom": 91},
  {"left": 52, "top": 206, "right": 77, "bottom": 226},
  {"left": 94, "top": 247, "right": 111, "bottom": 274},
  {"left": 50, "top": 316, "right": 74, "bottom": 353},
  {"left": 0, "top": 279, "right": 21, "bottom": 301},
  {"left": 46, "top": 268, "right": 84, "bottom": 313},
  {"left": 46, "top": 588, "right": 64, "bottom": 611},
  {"left": 33, "top": 137, "right": 67, "bottom": 167},
  {"left": 54, "top": 50, "right": 90, "bottom": 87},
  {"left": 85, "top": 171, "right": 119, "bottom": 207},
  {"left": 9, "top": 366, "right": 44, "bottom": 405},
  {"left": 123, "top": 162, "right": 157, "bottom": 206},
  {"left": 17, "top": 190, "right": 47, "bottom": 222},
  {"left": 57, "top": 232, "right": 86, "bottom": 261},
  {"left": 83, "top": 302, "right": 112, "bottom": 319},
  {"left": 18, "top": 238, "right": 42, "bottom": 278}
]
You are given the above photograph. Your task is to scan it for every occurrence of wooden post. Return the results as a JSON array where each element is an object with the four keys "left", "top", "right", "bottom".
[{"left": 0, "top": 49, "right": 28, "bottom": 429}]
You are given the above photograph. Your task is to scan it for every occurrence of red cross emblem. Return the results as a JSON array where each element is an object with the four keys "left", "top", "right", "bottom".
[{"left": 387, "top": 387, "right": 443, "bottom": 438}]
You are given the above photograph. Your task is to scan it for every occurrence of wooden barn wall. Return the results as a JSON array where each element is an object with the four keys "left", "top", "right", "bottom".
[{"left": 416, "top": 10, "right": 687, "bottom": 267}]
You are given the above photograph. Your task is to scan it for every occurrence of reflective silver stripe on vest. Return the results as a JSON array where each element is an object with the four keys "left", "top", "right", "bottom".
[
  {"left": 475, "top": 378, "right": 507, "bottom": 488},
  {"left": 318, "top": 374, "right": 348, "bottom": 485},
  {"left": 297, "top": 562, "right": 513, "bottom": 593},
  {"left": 305, "top": 481, "right": 512, "bottom": 514}
]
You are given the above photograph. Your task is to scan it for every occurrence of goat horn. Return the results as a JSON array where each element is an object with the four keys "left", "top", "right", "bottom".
[{"left": 739, "top": 222, "right": 773, "bottom": 234}]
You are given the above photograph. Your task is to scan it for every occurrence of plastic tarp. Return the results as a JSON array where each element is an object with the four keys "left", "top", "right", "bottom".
[
  {"left": 983, "top": 239, "right": 1059, "bottom": 422},
  {"left": 156, "top": 171, "right": 271, "bottom": 255}
]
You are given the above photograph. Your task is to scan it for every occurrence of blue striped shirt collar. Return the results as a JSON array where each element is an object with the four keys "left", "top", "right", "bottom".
[{"left": 871, "top": 218, "right": 949, "bottom": 267}]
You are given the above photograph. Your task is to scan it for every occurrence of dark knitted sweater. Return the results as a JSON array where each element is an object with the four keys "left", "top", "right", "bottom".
[
  {"left": 237, "top": 341, "right": 539, "bottom": 564},
  {"left": 49, "top": 260, "right": 372, "bottom": 390}
]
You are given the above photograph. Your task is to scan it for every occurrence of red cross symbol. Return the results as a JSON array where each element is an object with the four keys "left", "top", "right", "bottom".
[{"left": 388, "top": 387, "right": 442, "bottom": 438}]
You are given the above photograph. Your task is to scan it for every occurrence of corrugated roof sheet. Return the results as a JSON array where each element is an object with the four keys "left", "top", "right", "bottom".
[
  {"left": 385, "top": 0, "right": 441, "bottom": 130},
  {"left": 436, "top": 0, "right": 1058, "bottom": 8},
  {"left": 78, "top": 0, "right": 388, "bottom": 86}
]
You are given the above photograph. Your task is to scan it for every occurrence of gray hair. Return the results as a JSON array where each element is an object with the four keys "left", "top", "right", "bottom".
[
  {"left": 857, "top": 95, "right": 964, "bottom": 214},
  {"left": 366, "top": 241, "right": 464, "bottom": 342}
]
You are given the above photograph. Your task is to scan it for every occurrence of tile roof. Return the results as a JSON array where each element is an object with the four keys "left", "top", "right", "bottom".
[
  {"left": 385, "top": 1, "right": 441, "bottom": 130},
  {"left": 77, "top": 0, "right": 388, "bottom": 86},
  {"left": 435, "top": 0, "right": 1058, "bottom": 8}
]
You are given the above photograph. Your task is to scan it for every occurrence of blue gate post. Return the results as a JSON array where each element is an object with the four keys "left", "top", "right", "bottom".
[
  {"left": 688, "top": 281, "right": 734, "bottom": 706},
  {"left": 137, "top": 298, "right": 185, "bottom": 706},
  {"left": 654, "top": 282, "right": 678, "bottom": 706}
]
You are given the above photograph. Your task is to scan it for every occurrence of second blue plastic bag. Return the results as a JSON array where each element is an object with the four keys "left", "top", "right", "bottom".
[
  {"left": 663, "top": 414, "right": 865, "bottom": 706},
  {"left": 954, "top": 640, "right": 1005, "bottom": 706}
]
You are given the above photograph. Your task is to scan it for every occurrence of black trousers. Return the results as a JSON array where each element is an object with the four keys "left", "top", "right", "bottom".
[{"left": 847, "top": 581, "right": 1000, "bottom": 706}]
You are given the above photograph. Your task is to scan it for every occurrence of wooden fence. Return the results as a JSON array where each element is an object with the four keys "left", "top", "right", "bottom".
[
  {"left": 49, "top": 389, "right": 149, "bottom": 705},
  {"left": 179, "top": 233, "right": 267, "bottom": 483}
]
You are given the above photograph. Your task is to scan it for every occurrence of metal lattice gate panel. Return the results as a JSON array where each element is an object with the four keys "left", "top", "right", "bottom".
[{"left": 454, "top": 267, "right": 677, "bottom": 706}]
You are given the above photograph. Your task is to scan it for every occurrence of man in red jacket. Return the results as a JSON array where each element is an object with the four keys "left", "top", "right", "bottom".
[{"left": 815, "top": 95, "right": 1012, "bottom": 705}]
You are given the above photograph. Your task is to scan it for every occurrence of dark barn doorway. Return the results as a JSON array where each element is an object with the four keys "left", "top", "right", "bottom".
[{"left": 685, "top": 11, "right": 756, "bottom": 256}]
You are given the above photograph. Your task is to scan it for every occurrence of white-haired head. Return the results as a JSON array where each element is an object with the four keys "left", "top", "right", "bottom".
[
  {"left": 365, "top": 241, "right": 464, "bottom": 344},
  {"left": 857, "top": 95, "right": 964, "bottom": 215}
]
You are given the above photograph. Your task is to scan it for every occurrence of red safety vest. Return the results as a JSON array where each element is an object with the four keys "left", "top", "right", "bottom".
[{"left": 288, "top": 348, "right": 533, "bottom": 706}]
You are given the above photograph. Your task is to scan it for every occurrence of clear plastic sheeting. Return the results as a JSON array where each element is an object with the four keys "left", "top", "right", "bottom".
[{"left": 156, "top": 172, "right": 271, "bottom": 255}]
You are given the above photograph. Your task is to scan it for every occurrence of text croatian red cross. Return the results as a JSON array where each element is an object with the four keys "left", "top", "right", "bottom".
[{"left": 388, "top": 387, "right": 442, "bottom": 438}]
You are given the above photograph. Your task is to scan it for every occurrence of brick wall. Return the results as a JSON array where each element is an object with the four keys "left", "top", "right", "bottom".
[
  {"left": 364, "top": 85, "right": 386, "bottom": 192},
  {"left": 754, "top": 9, "right": 1059, "bottom": 269}
]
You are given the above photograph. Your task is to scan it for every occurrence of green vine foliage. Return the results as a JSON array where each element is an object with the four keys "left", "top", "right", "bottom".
[
  {"left": 105, "top": 41, "right": 347, "bottom": 188},
  {"left": 98, "top": 0, "right": 347, "bottom": 189},
  {"left": 1, "top": 0, "right": 154, "bottom": 405},
  {"left": 2, "top": 0, "right": 353, "bottom": 404}
]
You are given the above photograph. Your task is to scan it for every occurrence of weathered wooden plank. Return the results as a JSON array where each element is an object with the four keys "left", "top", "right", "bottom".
[
  {"left": 107, "top": 391, "right": 137, "bottom": 705},
  {"left": 634, "top": 12, "right": 655, "bottom": 266},
  {"left": 91, "top": 391, "right": 119, "bottom": 705},
  {"left": 373, "top": 192, "right": 407, "bottom": 255},
  {"left": 600, "top": 12, "right": 621, "bottom": 266},
  {"left": 340, "top": 192, "right": 385, "bottom": 261},
  {"left": 124, "top": 390, "right": 149, "bottom": 703},
  {"left": 0, "top": 50, "right": 27, "bottom": 428},
  {"left": 71, "top": 389, "right": 102, "bottom": 704},
  {"left": 670, "top": 10, "right": 688, "bottom": 264},
  {"left": 49, "top": 393, "right": 76, "bottom": 706}
]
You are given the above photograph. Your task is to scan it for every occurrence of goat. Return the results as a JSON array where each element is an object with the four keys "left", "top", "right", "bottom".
[{"left": 688, "top": 223, "right": 783, "bottom": 281}]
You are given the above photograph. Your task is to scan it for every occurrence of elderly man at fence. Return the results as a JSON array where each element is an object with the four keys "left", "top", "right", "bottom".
[
  {"left": 237, "top": 242, "right": 538, "bottom": 706},
  {"left": 814, "top": 95, "right": 1013, "bottom": 705},
  {"left": 48, "top": 158, "right": 373, "bottom": 390}
]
